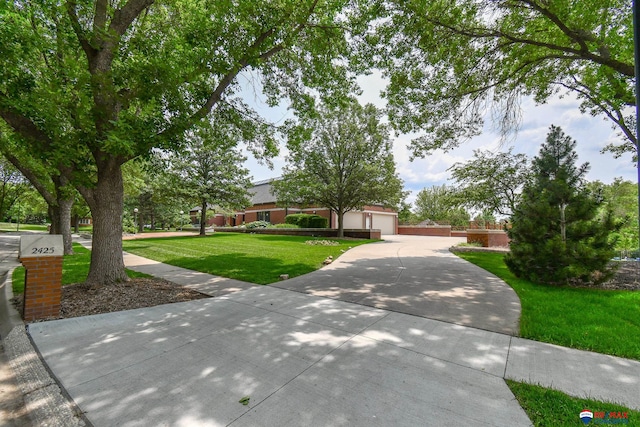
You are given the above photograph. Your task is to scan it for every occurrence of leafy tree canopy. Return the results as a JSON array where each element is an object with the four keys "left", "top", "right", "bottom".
[
  {"left": 372, "top": 0, "right": 634, "bottom": 158},
  {"left": 448, "top": 148, "right": 531, "bottom": 217},
  {"left": 588, "top": 178, "right": 638, "bottom": 255},
  {"left": 413, "top": 184, "right": 470, "bottom": 227}
]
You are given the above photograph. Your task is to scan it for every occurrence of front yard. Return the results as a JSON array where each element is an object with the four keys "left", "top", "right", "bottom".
[{"left": 122, "top": 232, "right": 376, "bottom": 285}]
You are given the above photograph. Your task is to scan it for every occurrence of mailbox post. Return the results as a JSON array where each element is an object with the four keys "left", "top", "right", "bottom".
[{"left": 19, "top": 235, "right": 64, "bottom": 321}]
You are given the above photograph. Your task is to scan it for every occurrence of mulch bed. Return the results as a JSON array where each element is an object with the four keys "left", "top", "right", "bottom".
[{"left": 12, "top": 278, "right": 210, "bottom": 320}]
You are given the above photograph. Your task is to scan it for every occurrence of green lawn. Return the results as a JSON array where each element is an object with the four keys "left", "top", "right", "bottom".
[
  {"left": 0, "top": 222, "right": 48, "bottom": 232},
  {"left": 0, "top": 222, "right": 93, "bottom": 233},
  {"left": 122, "top": 232, "right": 376, "bottom": 285},
  {"left": 507, "top": 380, "right": 639, "bottom": 426},
  {"left": 12, "top": 243, "right": 148, "bottom": 294},
  {"left": 456, "top": 251, "right": 640, "bottom": 360}
]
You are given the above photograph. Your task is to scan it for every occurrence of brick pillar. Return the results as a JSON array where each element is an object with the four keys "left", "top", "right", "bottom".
[{"left": 20, "top": 256, "right": 63, "bottom": 321}]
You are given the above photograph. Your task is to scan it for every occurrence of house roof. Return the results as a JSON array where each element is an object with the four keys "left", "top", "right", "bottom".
[
  {"left": 249, "top": 180, "right": 277, "bottom": 205},
  {"left": 189, "top": 178, "right": 280, "bottom": 213}
]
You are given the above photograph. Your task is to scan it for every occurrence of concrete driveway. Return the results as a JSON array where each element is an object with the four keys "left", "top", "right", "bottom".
[
  {"left": 28, "top": 287, "right": 533, "bottom": 426},
  {"left": 273, "top": 235, "right": 521, "bottom": 335}
]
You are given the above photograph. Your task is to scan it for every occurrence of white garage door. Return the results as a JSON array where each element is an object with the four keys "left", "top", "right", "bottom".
[
  {"left": 372, "top": 214, "right": 395, "bottom": 235},
  {"left": 343, "top": 212, "right": 363, "bottom": 229}
]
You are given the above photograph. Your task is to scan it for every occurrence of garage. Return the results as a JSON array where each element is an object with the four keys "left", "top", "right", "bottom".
[
  {"left": 342, "top": 211, "right": 364, "bottom": 229},
  {"left": 372, "top": 213, "right": 396, "bottom": 235}
]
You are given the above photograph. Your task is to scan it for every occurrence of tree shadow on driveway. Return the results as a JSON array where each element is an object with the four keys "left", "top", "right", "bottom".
[{"left": 271, "top": 237, "right": 521, "bottom": 335}]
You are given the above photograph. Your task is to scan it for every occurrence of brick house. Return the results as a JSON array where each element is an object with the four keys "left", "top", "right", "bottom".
[
  {"left": 192, "top": 179, "right": 398, "bottom": 235},
  {"left": 238, "top": 179, "right": 398, "bottom": 235}
]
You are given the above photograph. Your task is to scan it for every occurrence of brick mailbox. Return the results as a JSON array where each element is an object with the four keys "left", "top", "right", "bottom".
[{"left": 19, "top": 235, "right": 64, "bottom": 321}]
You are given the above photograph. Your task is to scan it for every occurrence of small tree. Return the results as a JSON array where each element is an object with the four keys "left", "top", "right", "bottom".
[
  {"left": 505, "top": 126, "right": 619, "bottom": 285},
  {"left": 169, "top": 122, "right": 252, "bottom": 236},
  {"left": 448, "top": 148, "right": 531, "bottom": 217},
  {"left": 123, "top": 155, "right": 184, "bottom": 232},
  {"left": 0, "top": 157, "right": 27, "bottom": 221},
  {"left": 413, "top": 184, "right": 470, "bottom": 227},
  {"left": 273, "top": 100, "right": 405, "bottom": 237}
]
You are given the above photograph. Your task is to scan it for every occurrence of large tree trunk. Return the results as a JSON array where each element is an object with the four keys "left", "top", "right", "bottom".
[
  {"left": 83, "top": 161, "right": 128, "bottom": 286},
  {"left": 57, "top": 197, "right": 74, "bottom": 254},
  {"left": 199, "top": 199, "right": 207, "bottom": 236},
  {"left": 48, "top": 196, "right": 74, "bottom": 255},
  {"left": 336, "top": 210, "right": 345, "bottom": 238}
]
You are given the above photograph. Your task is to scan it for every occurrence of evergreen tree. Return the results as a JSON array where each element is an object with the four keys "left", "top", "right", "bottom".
[{"left": 505, "top": 126, "right": 619, "bottom": 285}]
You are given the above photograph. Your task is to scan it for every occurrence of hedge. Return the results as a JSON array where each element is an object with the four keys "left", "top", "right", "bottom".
[{"left": 285, "top": 214, "right": 328, "bottom": 228}]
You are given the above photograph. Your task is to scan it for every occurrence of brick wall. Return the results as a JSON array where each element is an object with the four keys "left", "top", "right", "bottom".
[
  {"left": 466, "top": 229, "right": 510, "bottom": 247},
  {"left": 398, "top": 225, "right": 452, "bottom": 237},
  {"left": 20, "top": 256, "right": 63, "bottom": 321}
]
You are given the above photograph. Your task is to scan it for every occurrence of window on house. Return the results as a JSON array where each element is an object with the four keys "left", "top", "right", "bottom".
[{"left": 257, "top": 211, "right": 270, "bottom": 222}]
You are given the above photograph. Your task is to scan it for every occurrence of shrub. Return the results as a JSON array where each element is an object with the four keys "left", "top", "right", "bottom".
[
  {"left": 285, "top": 214, "right": 305, "bottom": 226},
  {"left": 246, "top": 220, "right": 270, "bottom": 229},
  {"left": 309, "top": 215, "right": 329, "bottom": 228},
  {"left": 122, "top": 216, "right": 136, "bottom": 234},
  {"left": 271, "top": 223, "right": 300, "bottom": 229},
  {"left": 285, "top": 214, "right": 328, "bottom": 228}
]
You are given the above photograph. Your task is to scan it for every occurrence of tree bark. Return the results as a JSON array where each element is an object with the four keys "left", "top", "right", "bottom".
[
  {"left": 48, "top": 196, "right": 74, "bottom": 255},
  {"left": 199, "top": 199, "right": 207, "bottom": 236},
  {"left": 336, "top": 210, "right": 344, "bottom": 238},
  {"left": 57, "top": 197, "right": 74, "bottom": 254},
  {"left": 82, "top": 160, "right": 128, "bottom": 286},
  {"left": 560, "top": 203, "right": 567, "bottom": 243}
]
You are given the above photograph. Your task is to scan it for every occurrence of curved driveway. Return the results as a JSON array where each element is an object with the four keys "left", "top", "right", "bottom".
[{"left": 273, "top": 235, "right": 521, "bottom": 335}]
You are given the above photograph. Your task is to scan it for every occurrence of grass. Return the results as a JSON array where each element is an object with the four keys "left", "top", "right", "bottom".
[
  {"left": 0, "top": 222, "right": 93, "bottom": 233},
  {"left": 0, "top": 222, "right": 48, "bottom": 232},
  {"left": 122, "top": 232, "right": 376, "bottom": 285},
  {"left": 12, "top": 243, "right": 149, "bottom": 294},
  {"left": 507, "top": 380, "right": 639, "bottom": 426},
  {"left": 456, "top": 251, "right": 640, "bottom": 360}
]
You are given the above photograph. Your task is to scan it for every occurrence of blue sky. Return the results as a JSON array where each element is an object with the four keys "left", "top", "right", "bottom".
[{"left": 240, "top": 72, "right": 638, "bottom": 206}]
